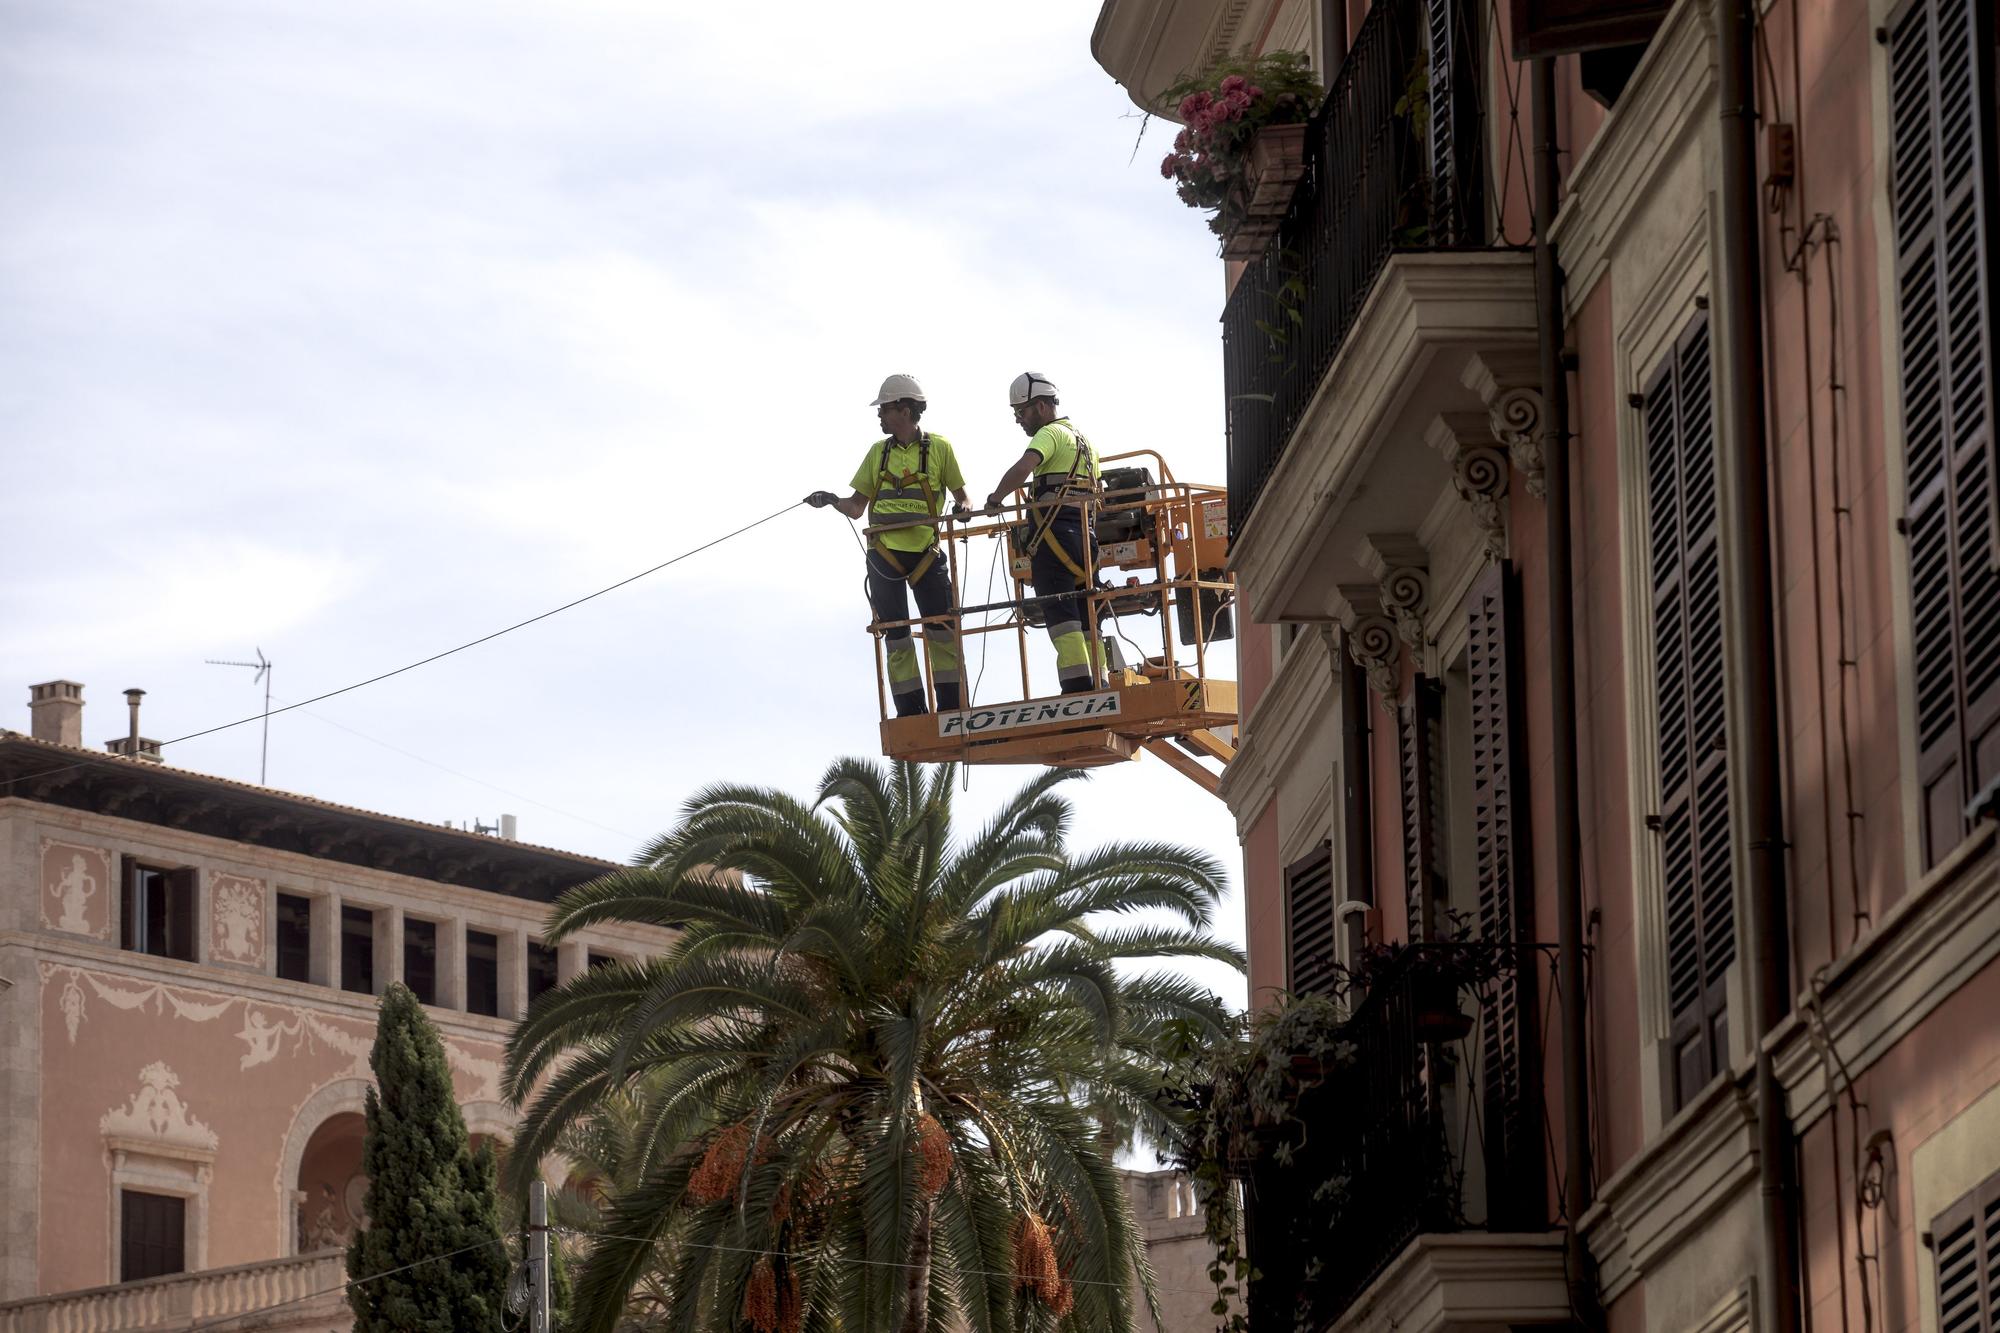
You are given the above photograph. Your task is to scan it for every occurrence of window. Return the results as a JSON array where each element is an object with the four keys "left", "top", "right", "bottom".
[
  {"left": 120, "top": 1189, "right": 185, "bottom": 1281},
  {"left": 1644, "top": 311, "right": 1734, "bottom": 1110},
  {"left": 1932, "top": 1168, "right": 2000, "bottom": 1331},
  {"left": 527, "top": 940, "right": 559, "bottom": 1006},
  {"left": 403, "top": 919, "right": 438, "bottom": 1006},
  {"left": 466, "top": 930, "right": 499, "bottom": 1017},
  {"left": 1284, "top": 843, "right": 1337, "bottom": 995},
  {"left": 275, "top": 893, "right": 312, "bottom": 983},
  {"left": 340, "top": 906, "right": 375, "bottom": 995},
  {"left": 120, "top": 860, "right": 195, "bottom": 962},
  {"left": 1888, "top": 0, "right": 2000, "bottom": 867},
  {"left": 587, "top": 950, "right": 618, "bottom": 971}
]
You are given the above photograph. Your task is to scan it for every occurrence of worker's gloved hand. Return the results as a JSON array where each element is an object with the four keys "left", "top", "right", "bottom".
[
  {"left": 951, "top": 504, "right": 971, "bottom": 521},
  {"left": 804, "top": 491, "right": 838, "bottom": 509},
  {"left": 983, "top": 494, "right": 1004, "bottom": 514}
]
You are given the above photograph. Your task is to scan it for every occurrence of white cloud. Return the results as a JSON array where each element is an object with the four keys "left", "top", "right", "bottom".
[{"left": 2, "top": 0, "right": 1247, "bottom": 1012}]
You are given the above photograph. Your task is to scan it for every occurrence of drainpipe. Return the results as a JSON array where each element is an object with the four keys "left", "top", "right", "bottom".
[
  {"left": 1530, "top": 55, "right": 1602, "bottom": 1329},
  {"left": 1716, "top": 3, "right": 1802, "bottom": 1333},
  {"left": 1338, "top": 634, "right": 1374, "bottom": 912}
]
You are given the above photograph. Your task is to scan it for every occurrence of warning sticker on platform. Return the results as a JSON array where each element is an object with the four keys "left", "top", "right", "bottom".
[
  {"left": 1202, "top": 500, "right": 1228, "bottom": 540},
  {"left": 939, "top": 692, "right": 1121, "bottom": 737}
]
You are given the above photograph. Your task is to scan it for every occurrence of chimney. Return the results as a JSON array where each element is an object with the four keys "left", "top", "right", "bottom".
[
  {"left": 105, "top": 687, "right": 164, "bottom": 764},
  {"left": 28, "top": 681, "right": 85, "bottom": 747},
  {"left": 499, "top": 813, "right": 518, "bottom": 841}
]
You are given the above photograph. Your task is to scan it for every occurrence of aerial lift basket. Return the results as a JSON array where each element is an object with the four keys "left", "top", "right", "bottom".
[{"left": 863, "top": 450, "right": 1238, "bottom": 794}]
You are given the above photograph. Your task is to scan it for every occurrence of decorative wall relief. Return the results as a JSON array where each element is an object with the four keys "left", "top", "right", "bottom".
[
  {"left": 41, "top": 962, "right": 508, "bottom": 1098},
  {"left": 100, "top": 1062, "right": 219, "bottom": 1152},
  {"left": 41, "top": 839, "right": 112, "bottom": 939},
  {"left": 208, "top": 873, "right": 266, "bottom": 965}
]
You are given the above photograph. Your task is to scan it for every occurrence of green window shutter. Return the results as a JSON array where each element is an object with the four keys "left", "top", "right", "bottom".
[
  {"left": 1645, "top": 311, "right": 1733, "bottom": 1111},
  {"left": 1889, "top": 0, "right": 2000, "bottom": 867},
  {"left": 1466, "top": 559, "right": 1542, "bottom": 1224},
  {"left": 1285, "top": 842, "right": 1338, "bottom": 995},
  {"left": 1398, "top": 678, "right": 1446, "bottom": 941}
]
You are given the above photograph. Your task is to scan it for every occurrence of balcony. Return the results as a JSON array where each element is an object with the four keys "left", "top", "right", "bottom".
[
  {"left": 1239, "top": 945, "right": 1568, "bottom": 1333},
  {"left": 0, "top": 1251, "right": 345, "bottom": 1333},
  {"left": 1220, "top": 0, "right": 1538, "bottom": 624}
]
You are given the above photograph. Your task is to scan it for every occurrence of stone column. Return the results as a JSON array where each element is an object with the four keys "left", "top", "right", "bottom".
[
  {"left": 309, "top": 892, "right": 340, "bottom": 988},
  {"left": 437, "top": 917, "right": 465, "bottom": 1011},
  {"left": 498, "top": 931, "right": 527, "bottom": 1021},
  {"left": 374, "top": 907, "right": 403, "bottom": 996}
]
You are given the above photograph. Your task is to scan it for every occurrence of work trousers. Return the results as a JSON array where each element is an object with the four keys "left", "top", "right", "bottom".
[
  {"left": 866, "top": 547, "right": 960, "bottom": 715},
  {"left": 1029, "top": 513, "right": 1103, "bottom": 694}
]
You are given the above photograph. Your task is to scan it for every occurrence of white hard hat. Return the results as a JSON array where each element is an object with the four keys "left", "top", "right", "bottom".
[
  {"left": 871, "top": 373, "right": 926, "bottom": 406},
  {"left": 1008, "top": 371, "right": 1059, "bottom": 407}
]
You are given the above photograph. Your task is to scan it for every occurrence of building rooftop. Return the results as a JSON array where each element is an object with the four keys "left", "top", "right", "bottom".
[{"left": 0, "top": 730, "right": 621, "bottom": 902}]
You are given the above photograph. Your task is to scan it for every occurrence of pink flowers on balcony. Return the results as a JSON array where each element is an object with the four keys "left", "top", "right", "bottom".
[{"left": 1156, "top": 52, "right": 1322, "bottom": 251}]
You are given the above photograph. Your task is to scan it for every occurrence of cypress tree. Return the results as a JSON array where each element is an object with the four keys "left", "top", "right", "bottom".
[{"left": 348, "top": 983, "right": 510, "bottom": 1333}]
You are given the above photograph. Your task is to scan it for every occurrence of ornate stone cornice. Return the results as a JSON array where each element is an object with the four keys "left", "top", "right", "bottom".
[
  {"left": 1423, "top": 413, "right": 1510, "bottom": 560},
  {"left": 0, "top": 734, "right": 617, "bottom": 903}
]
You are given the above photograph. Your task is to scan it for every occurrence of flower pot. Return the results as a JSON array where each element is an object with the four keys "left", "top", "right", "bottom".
[
  {"left": 1243, "top": 122, "right": 1309, "bottom": 215},
  {"left": 1410, "top": 976, "right": 1473, "bottom": 1042}
]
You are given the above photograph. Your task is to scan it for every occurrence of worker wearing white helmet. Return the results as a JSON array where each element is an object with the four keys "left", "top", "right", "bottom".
[
  {"left": 985, "top": 372, "right": 1105, "bottom": 695},
  {"left": 807, "top": 374, "right": 972, "bottom": 716}
]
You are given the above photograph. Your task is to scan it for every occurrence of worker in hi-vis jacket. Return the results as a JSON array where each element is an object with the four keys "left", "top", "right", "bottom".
[
  {"left": 807, "top": 374, "right": 971, "bottom": 717},
  {"left": 984, "top": 372, "right": 1105, "bottom": 695}
]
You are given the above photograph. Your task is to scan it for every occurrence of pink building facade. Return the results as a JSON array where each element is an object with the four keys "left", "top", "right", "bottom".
[
  {"left": 0, "top": 683, "right": 672, "bottom": 1325},
  {"left": 1095, "top": 1, "right": 2000, "bottom": 1332}
]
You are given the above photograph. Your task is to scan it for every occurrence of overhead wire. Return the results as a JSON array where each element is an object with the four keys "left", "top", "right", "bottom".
[
  {"left": 270, "top": 695, "right": 644, "bottom": 843},
  {"left": 182, "top": 1236, "right": 514, "bottom": 1333},
  {"left": 565, "top": 1226, "right": 1223, "bottom": 1296},
  {"left": 1, "top": 501, "right": 803, "bottom": 795}
]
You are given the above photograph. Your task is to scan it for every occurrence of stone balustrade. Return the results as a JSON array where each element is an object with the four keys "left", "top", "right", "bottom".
[{"left": 0, "top": 1251, "right": 345, "bottom": 1333}]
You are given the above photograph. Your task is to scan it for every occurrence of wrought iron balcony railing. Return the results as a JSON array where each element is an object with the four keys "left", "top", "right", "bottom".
[
  {"left": 1221, "top": 0, "right": 1493, "bottom": 537},
  {"left": 1242, "top": 942, "right": 1550, "bottom": 1328}
]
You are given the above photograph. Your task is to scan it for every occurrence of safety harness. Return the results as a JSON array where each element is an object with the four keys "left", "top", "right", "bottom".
[
  {"left": 870, "top": 432, "right": 942, "bottom": 584},
  {"left": 1021, "top": 424, "right": 1098, "bottom": 582}
]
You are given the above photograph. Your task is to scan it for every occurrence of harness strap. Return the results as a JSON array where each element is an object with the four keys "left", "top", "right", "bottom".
[{"left": 872, "top": 540, "right": 939, "bottom": 585}]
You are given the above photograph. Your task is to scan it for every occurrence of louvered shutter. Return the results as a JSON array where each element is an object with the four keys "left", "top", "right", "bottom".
[
  {"left": 1932, "top": 1170, "right": 2000, "bottom": 1333},
  {"left": 1399, "top": 678, "right": 1446, "bottom": 941},
  {"left": 1466, "top": 560, "right": 1542, "bottom": 1224},
  {"left": 1889, "top": 0, "right": 2000, "bottom": 868},
  {"left": 1285, "top": 842, "right": 1339, "bottom": 995},
  {"left": 1645, "top": 312, "right": 1735, "bottom": 1111}
]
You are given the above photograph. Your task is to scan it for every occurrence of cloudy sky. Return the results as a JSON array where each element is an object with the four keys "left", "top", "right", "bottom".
[{"left": 1, "top": 0, "right": 1245, "bottom": 1005}]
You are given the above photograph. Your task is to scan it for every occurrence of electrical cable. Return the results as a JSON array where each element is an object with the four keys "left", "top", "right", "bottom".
[
  {"left": 271, "top": 695, "right": 643, "bottom": 842},
  {"left": 1, "top": 501, "right": 803, "bottom": 794},
  {"left": 182, "top": 1236, "right": 514, "bottom": 1333},
  {"left": 564, "top": 1227, "right": 1223, "bottom": 1296}
]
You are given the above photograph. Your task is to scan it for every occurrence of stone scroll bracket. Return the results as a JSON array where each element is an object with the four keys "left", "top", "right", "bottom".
[
  {"left": 1463, "top": 350, "right": 1548, "bottom": 500},
  {"left": 1335, "top": 583, "right": 1404, "bottom": 716},
  {"left": 1359, "top": 534, "right": 1431, "bottom": 651},
  {"left": 1424, "top": 413, "right": 1511, "bottom": 561}
]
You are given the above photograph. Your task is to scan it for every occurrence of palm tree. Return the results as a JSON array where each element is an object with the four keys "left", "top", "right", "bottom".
[{"left": 502, "top": 759, "right": 1241, "bottom": 1333}]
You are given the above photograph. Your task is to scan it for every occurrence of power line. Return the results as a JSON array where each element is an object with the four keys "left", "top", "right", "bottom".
[
  {"left": 2, "top": 501, "right": 802, "bottom": 795},
  {"left": 273, "top": 695, "right": 643, "bottom": 843},
  {"left": 567, "top": 1226, "right": 1222, "bottom": 1296},
  {"left": 184, "top": 1236, "right": 514, "bottom": 1333}
]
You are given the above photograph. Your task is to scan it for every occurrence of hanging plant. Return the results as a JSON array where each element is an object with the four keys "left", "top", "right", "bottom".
[{"left": 1157, "top": 51, "right": 1324, "bottom": 244}]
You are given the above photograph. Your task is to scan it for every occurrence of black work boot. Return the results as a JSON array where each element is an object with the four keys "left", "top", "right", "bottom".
[
  {"left": 935, "top": 684, "right": 961, "bottom": 711},
  {"left": 893, "top": 693, "right": 928, "bottom": 718}
]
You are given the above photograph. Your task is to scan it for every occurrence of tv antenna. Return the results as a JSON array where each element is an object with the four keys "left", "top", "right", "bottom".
[{"left": 205, "top": 648, "right": 273, "bottom": 784}]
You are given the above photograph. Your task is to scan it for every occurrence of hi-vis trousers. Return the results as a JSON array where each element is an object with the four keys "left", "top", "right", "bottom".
[
  {"left": 866, "top": 547, "right": 960, "bottom": 715},
  {"left": 1029, "top": 514, "right": 1104, "bottom": 694}
]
